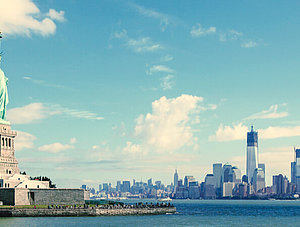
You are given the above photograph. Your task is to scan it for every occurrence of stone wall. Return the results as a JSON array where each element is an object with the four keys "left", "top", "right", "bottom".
[
  {"left": 15, "top": 188, "right": 30, "bottom": 205},
  {"left": 0, "top": 188, "right": 87, "bottom": 205},
  {"left": 0, "top": 207, "right": 176, "bottom": 217},
  {"left": 0, "top": 188, "right": 14, "bottom": 205},
  {"left": 28, "top": 189, "right": 86, "bottom": 205}
]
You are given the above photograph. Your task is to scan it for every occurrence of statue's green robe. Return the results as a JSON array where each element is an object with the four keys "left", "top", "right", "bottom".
[{"left": 0, "top": 68, "right": 8, "bottom": 120}]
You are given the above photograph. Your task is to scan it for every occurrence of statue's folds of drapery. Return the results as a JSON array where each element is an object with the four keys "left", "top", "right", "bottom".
[{"left": 0, "top": 68, "right": 8, "bottom": 120}]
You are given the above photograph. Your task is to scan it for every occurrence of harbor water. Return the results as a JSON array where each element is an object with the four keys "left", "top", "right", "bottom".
[{"left": 2, "top": 200, "right": 300, "bottom": 226}]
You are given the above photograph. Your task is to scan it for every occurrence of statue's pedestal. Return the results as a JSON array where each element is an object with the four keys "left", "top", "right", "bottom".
[{"left": 0, "top": 123, "right": 19, "bottom": 178}]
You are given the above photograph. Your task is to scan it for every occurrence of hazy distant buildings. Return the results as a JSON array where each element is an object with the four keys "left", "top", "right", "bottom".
[
  {"left": 184, "top": 176, "right": 195, "bottom": 187},
  {"left": 103, "top": 183, "right": 109, "bottom": 192},
  {"left": 122, "top": 181, "right": 130, "bottom": 192},
  {"left": 247, "top": 126, "right": 258, "bottom": 184}
]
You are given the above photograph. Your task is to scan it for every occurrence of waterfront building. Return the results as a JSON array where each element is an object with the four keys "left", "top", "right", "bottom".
[
  {"left": 213, "top": 163, "right": 222, "bottom": 189},
  {"left": 204, "top": 174, "right": 216, "bottom": 199},
  {"left": 174, "top": 169, "right": 178, "bottom": 189},
  {"left": 238, "top": 182, "right": 248, "bottom": 197},
  {"left": 188, "top": 181, "right": 200, "bottom": 199},
  {"left": 253, "top": 168, "right": 265, "bottom": 193},
  {"left": 222, "top": 182, "right": 235, "bottom": 197},
  {"left": 272, "top": 174, "right": 289, "bottom": 195},
  {"left": 247, "top": 126, "right": 258, "bottom": 184}
]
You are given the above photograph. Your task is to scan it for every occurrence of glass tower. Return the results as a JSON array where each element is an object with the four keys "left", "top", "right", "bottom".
[
  {"left": 247, "top": 126, "right": 258, "bottom": 184},
  {"left": 295, "top": 148, "right": 300, "bottom": 192}
]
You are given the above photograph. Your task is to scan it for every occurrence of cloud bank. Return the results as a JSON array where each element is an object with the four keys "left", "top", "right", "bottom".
[
  {"left": 134, "top": 94, "right": 205, "bottom": 152},
  {"left": 0, "top": 0, "right": 65, "bottom": 36}
]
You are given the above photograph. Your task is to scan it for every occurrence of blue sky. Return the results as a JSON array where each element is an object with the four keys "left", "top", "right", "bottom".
[{"left": 0, "top": 0, "right": 300, "bottom": 188}]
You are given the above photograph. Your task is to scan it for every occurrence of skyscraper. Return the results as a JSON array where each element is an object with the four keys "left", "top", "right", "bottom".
[
  {"left": 213, "top": 163, "right": 222, "bottom": 189},
  {"left": 229, "top": 166, "right": 242, "bottom": 184},
  {"left": 174, "top": 169, "right": 178, "bottom": 188},
  {"left": 253, "top": 168, "right": 265, "bottom": 193},
  {"left": 291, "top": 161, "right": 296, "bottom": 184},
  {"left": 295, "top": 148, "right": 300, "bottom": 192},
  {"left": 222, "top": 164, "right": 232, "bottom": 183},
  {"left": 247, "top": 126, "right": 258, "bottom": 184}
]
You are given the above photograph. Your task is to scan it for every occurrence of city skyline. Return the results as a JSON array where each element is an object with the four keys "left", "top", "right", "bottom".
[{"left": 0, "top": 0, "right": 300, "bottom": 188}]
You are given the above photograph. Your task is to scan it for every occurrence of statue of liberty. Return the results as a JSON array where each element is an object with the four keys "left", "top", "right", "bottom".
[{"left": 0, "top": 32, "right": 10, "bottom": 125}]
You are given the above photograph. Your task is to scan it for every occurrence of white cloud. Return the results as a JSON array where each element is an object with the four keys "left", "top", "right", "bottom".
[
  {"left": 160, "top": 55, "right": 173, "bottom": 62},
  {"left": 190, "top": 24, "right": 216, "bottom": 37},
  {"left": 112, "top": 29, "right": 162, "bottom": 53},
  {"left": 92, "top": 145, "right": 99, "bottom": 150},
  {"left": 123, "top": 141, "right": 141, "bottom": 154},
  {"left": 38, "top": 142, "right": 74, "bottom": 153},
  {"left": 147, "top": 65, "right": 175, "bottom": 75},
  {"left": 127, "top": 37, "right": 162, "bottom": 53},
  {"left": 46, "top": 9, "right": 65, "bottom": 22},
  {"left": 260, "top": 126, "right": 300, "bottom": 139},
  {"left": 210, "top": 123, "right": 300, "bottom": 141},
  {"left": 7, "top": 103, "right": 47, "bottom": 124},
  {"left": 70, "top": 138, "right": 77, "bottom": 144},
  {"left": 113, "top": 29, "right": 127, "bottom": 39},
  {"left": 241, "top": 40, "right": 257, "bottom": 48},
  {"left": 209, "top": 123, "right": 248, "bottom": 142},
  {"left": 134, "top": 94, "right": 205, "bottom": 152},
  {"left": 53, "top": 104, "right": 104, "bottom": 120},
  {"left": 23, "top": 76, "right": 74, "bottom": 90},
  {"left": 0, "top": 0, "right": 65, "bottom": 36},
  {"left": 15, "top": 131, "right": 36, "bottom": 151},
  {"left": 246, "top": 104, "right": 288, "bottom": 120},
  {"left": 160, "top": 74, "right": 175, "bottom": 90},
  {"left": 219, "top": 30, "right": 243, "bottom": 42},
  {"left": 7, "top": 103, "right": 103, "bottom": 124},
  {"left": 130, "top": 2, "right": 169, "bottom": 32}
]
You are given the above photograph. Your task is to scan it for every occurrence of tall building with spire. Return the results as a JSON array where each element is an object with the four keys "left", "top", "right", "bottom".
[
  {"left": 174, "top": 169, "right": 178, "bottom": 189},
  {"left": 247, "top": 126, "right": 258, "bottom": 184}
]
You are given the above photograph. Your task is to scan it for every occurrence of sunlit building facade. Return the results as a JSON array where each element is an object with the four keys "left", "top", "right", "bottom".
[{"left": 247, "top": 126, "right": 258, "bottom": 184}]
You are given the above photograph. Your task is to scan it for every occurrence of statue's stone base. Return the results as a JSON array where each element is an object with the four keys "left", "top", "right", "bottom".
[{"left": 0, "top": 123, "right": 19, "bottom": 178}]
